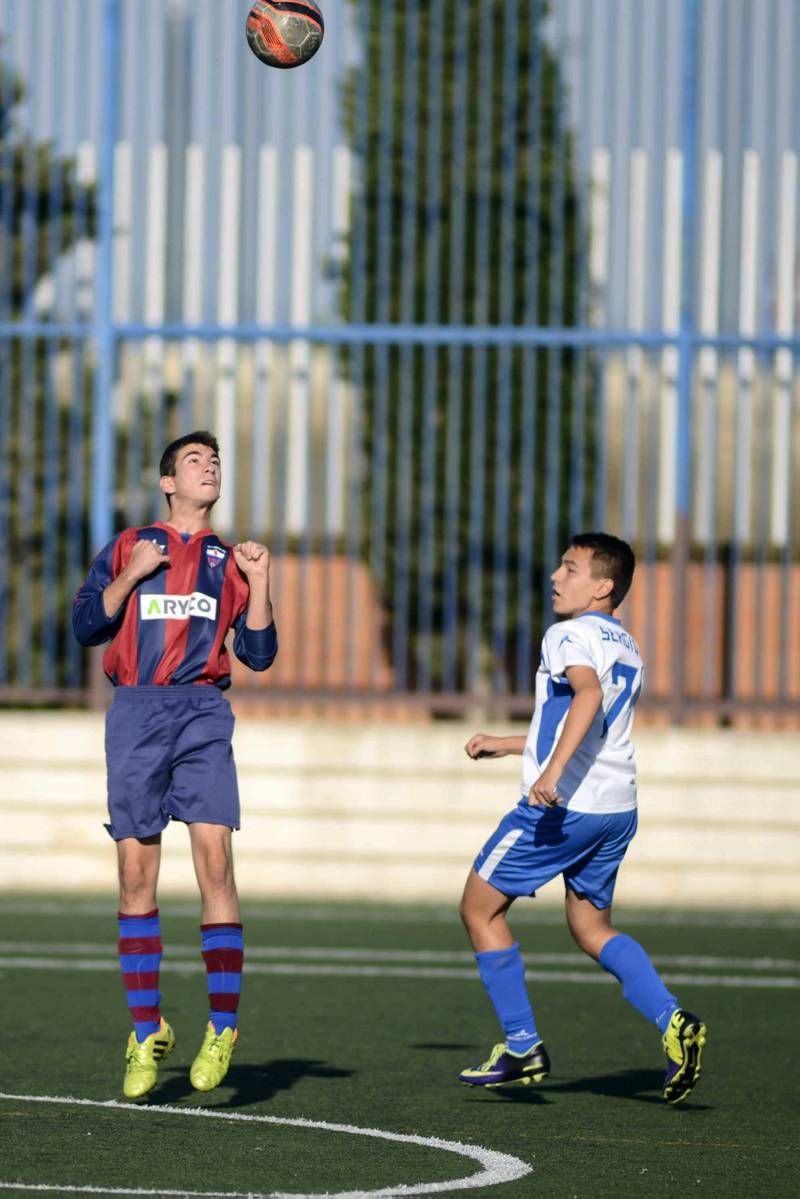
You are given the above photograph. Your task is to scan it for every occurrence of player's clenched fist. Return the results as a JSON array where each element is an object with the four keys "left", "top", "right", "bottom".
[
  {"left": 125, "top": 538, "right": 170, "bottom": 582},
  {"left": 232, "top": 541, "right": 270, "bottom": 579},
  {"left": 465, "top": 733, "right": 508, "bottom": 760}
]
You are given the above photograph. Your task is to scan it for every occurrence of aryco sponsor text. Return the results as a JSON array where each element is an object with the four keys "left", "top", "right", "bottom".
[{"left": 139, "top": 593, "right": 218, "bottom": 621}]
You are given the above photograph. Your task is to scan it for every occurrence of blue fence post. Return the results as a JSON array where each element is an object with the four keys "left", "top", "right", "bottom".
[
  {"left": 672, "top": 0, "right": 700, "bottom": 725},
  {"left": 89, "top": 0, "right": 121, "bottom": 706}
]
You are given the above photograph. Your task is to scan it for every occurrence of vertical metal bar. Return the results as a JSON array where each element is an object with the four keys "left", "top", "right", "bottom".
[
  {"left": 778, "top": 358, "right": 796, "bottom": 703},
  {"left": 0, "top": 333, "right": 9, "bottom": 684},
  {"left": 391, "top": 0, "right": 420, "bottom": 691},
  {"left": 41, "top": 35, "right": 65, "bottom": 687},
  {"left": 623, "top": 149, "right": 647, "bottom": 541},
  {"left": 253, "top": 142, "right": 277, "bottom": 540},
  {"left": 16, "top": 1, "right": 37, "bottom": 686},
  {"left": 514, "top": 0, "right": 543, "bottom": 694},
  {"left": 64, "top": 343, "right": 87, "bottom": 688},
  {"left": 643, "top": 356, "right": 659, "bottom": 673},
  {"left": 698, "top": 149, "right": 722, "bottom": 698},
  {"left": 0, "top": 340, "right": 10, "bottom": 684},
  {"left": 772, "top": 144, "right": 797, "bottom": 709},
  {"left": 542, "top": 4, "right": 567, "bottom": 616},
  {"left": 0, "top": 0, "right": 17, "bottom": 323},
  {"left": 65, "top": 0, "right": 92, "bottom": 688},
  {"left": 671, "top": 0, "right": 700, "bottom": 725},
  {"left": 417, "top": 0, "right": 444, "bottom": 694},
  {"left": 569, "top": 0, "right": 590, "bottom": 537},
  {"left": 0, "top": 0, "right": 18, "bottom": 684},
  {"left": 343, "top": 0, "right": 371, "bottom": 691},
  {"left": 368, "top": 0, "right": 397, "bottom": 686},
  {"left": 441, "top": 0, "right": 468, "bottom": 694},
  {"left": 491, "top": 0, "right": 518, "bottom": 696},
  {"left": 465, "top": 1, "right": 493, "bottom": 696},
  {"left": 91, "top": 0, "right": 120, "bottom": 553},
  {"left": 753, "top": 355, "right": 769, "bottom": 704},
  {"left": 590, "top": 154, "right": 611, "bottom": 529}
]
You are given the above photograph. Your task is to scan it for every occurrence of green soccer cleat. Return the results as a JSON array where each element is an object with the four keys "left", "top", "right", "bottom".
[
  {"left": 662, "top": 1009, "right": 707, "bottom": 1104},
  {"left": 189, "top": 1022, "right": 238, "bottom": 1092},
  {"left": 459, "top": 1040, "right": 551, "bottom": 1088},
  {"left": 122, "top": 1018, "right": 175, "bottom": 1100}
]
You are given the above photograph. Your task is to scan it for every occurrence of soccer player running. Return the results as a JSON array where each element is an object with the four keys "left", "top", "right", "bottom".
[
  {"left": 73, "top": 431, "right": 277, "bottom": 1100},
  {"left": 459, "top": 533, "right": 707, "bottom": 1104}
]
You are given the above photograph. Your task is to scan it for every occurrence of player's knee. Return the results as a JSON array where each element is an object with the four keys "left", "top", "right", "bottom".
[
  {"left": 196, "top": 852, "right": 235, "bottom": 898},
  {"left": 458, "top": 894, "right": 484, "bottom": 936},
  {"left": 569, "top": 924, "right": 595, "bottom": 956},
  {"left": 568, "top": 920, "right": 609, "bottom": 960},
  {"left": 118, "top": 861, "right": 157, "bottom": 906}
]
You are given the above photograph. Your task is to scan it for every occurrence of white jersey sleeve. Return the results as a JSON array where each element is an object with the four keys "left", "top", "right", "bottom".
[{"left": 521, "top": 613, "right": 644, "bottom": 813}]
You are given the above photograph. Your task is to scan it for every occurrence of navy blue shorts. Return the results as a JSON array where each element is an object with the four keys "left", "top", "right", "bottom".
[
  {"left": 473, "top": 799, "right": 638, "bottom": 910},
  {"left": 104, "top": 685, "right": 239, "bottom": 841}
]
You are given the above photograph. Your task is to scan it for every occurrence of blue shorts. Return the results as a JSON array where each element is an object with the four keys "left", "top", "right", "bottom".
[
  {"left": 105, "top": 685, "right": 239, "bottom": 841},
  {"left": 473, "top": 799, "right": 638, "bottom": 910}
]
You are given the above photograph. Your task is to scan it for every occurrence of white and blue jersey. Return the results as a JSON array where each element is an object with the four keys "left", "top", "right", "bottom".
[{"left": 521, "top": 612, "right": 643, "bottom": 814}]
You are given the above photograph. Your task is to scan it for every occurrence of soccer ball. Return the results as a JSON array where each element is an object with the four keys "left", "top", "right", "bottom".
[{"left": 245, "top": 1, "right": 325, "bottom": 69}]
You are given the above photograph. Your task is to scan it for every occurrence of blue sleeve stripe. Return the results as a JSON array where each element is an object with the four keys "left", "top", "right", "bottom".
[
  {"left": 234, "top": 619, "right": 278, "bottom": 671},
  {"left": 73, "top": 535, "right": 125, "bottom": 646}
]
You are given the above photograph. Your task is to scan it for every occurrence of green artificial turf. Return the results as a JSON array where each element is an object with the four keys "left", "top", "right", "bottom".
[{"left": 0, "top": 896, "right": 797, "bottom": 1198}]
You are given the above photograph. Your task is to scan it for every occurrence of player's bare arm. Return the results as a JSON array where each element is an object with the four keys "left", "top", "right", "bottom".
[
  {"left": 465, "top": 733, "right": 526, "bottom": 759},
  {"left": 102, "top": 539, "right": 170, "bottom": 618},
  {"left": 233, "top": 540, "right": 274, "bottom": 630},
  {"left": 529, "top": 664, "right": 603, "bottom": 807}
]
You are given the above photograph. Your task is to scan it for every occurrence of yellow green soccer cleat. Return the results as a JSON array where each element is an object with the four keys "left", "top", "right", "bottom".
[
  {"left": 123, "top": 1018, "right": 175, "bottom": 1100},
  {"left": 189, "top": 1023, "right": 238, "bottom": 1092},
  {"left": 662, "top": 1009, "right": 707, "bottom": 1104},
  {"left": 459, "top": 1040, "right": 551, "bottom": 1088}
]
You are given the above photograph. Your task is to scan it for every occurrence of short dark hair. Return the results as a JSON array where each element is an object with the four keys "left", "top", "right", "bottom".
[
  {"left": 159, "top": 431, "right": 220, "bottom": 508},
  {"left": 159, "top": 430, "right": 220, "bottom": 479},
  {"left": 570, "top": 532, "right": 635, "bottom": 608}
]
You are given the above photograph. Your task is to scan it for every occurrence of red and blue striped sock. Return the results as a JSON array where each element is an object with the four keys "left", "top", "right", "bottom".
[
  {"left": 118, "top": 908, "right": 162, "bottom": 1043},
  {"left": 201, "top": 923, "right": 244, "bottom": 1034}
]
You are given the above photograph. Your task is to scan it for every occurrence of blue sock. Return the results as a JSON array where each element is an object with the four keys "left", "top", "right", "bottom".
[
  {"left": 599, "top": 933, "right": 678, "bottom": 1033},
  {"left": 475, "top": 942, "right": 540, "bottom": 1055},
  {"left": 117, "top": 909, "right": 162, "bottom": 1043},
  {"left": 201, "top": 923, "right": 243, "bottom": 1035}
]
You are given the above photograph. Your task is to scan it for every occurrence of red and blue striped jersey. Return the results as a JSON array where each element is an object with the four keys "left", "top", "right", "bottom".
[{"left": 73, "top": 522, "right": 277, "bottom": 687}]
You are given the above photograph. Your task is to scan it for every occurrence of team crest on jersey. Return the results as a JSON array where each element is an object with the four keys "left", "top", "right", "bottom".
[{"left": 205, "top": 545, "right": 227, "bottom": 569}]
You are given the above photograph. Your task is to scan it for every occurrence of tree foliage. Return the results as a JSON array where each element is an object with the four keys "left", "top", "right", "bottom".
[
  {"left": 0, "top": 52, "right": 96, "bottom": 692},
  {"left": 342, "top": 0, "right": 595, "bottom": 695}
]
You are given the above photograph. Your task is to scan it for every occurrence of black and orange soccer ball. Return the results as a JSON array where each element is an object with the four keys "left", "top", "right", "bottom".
[{"left": 246, "top": 1, "right": 324, "bottom": 69}]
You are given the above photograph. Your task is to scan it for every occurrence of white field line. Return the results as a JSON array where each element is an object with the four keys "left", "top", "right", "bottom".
[
  {"left": 0, "top": 955, "right": 797, "bottom": 990},
  {"left": 1, "top": 898, "right": 798, "bottom": 930},
  {"left": 0, "top": 1092, "right": 532, "bottom": 1198},
  {"left": 1, "top": 943, "right": 798, "bottom": 972}
]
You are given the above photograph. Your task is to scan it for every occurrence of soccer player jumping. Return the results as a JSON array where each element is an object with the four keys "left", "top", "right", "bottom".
[
  {"left": 459, "top": 533, "right": 707, "bottom": 1104},
  {"left": 73, "top": 431, "right": 277, "bottom": 1100}
]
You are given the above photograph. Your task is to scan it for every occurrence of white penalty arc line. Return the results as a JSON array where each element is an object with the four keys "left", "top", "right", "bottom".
[{"left": 0, "top": 1092, "right": 532, "bottom": 1199}]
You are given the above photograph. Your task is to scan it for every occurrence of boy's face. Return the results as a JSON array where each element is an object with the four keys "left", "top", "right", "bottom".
[
  {"left": 161, "top": 443, "right": 221, "bottom": 507},
  {"left": 550, "top": 546, "right": 614, "bottom": 618}
]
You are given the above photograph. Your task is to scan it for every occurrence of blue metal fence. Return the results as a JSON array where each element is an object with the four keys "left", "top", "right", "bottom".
[{"left": 0, "top": 0, "right": 798, "bottom": 720}]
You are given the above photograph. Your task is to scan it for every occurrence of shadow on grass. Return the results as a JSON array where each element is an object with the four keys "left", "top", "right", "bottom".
[
  {"left": 466, "top": 1069, "right": 712, "bottom": 1110},
  {"left": 410, "top": 1043, "right": 477, "bottom": 1051},
  {"left": 151, "top": 1059, "right": 354, "bottom": 1109}
]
